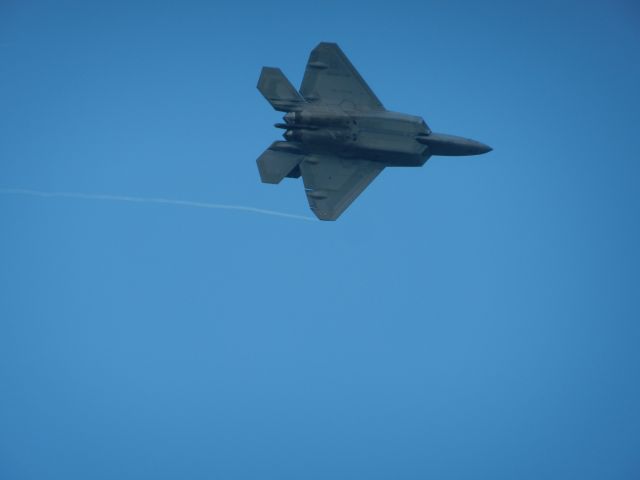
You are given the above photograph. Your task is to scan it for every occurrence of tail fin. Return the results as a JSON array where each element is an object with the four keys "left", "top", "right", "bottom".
[{"left": 257, "top": 67, "right": 306, "bottom": 112}]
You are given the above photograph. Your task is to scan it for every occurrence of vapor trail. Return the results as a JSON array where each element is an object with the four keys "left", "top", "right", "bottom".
[{"left": 0, "top": 187, "right": 315, "bottom": 222}]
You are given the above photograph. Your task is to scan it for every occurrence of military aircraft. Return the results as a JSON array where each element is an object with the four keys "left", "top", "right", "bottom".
[{"left": 257, "top": 42, "right": 491, "bottom": 221}]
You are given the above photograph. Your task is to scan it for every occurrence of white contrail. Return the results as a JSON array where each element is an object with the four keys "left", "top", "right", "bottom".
[{"left": 0, "top": 187, "right": 315, "bottom": 222}]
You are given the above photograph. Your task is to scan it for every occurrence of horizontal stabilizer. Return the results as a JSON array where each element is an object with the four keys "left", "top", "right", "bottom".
[
  {"left": 257, "top": 143, "right": 305, "bottom": 184},
  {"left": 257, "top": 67, "right": 306, "bottom": 112}
]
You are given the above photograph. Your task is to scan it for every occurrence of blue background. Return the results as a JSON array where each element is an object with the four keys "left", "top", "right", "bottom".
[{"left": 1, "top": 1, "right": 639, "bottom": 478}]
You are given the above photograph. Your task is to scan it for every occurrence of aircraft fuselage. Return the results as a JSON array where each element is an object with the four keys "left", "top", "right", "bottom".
[{"left": 276, "top": 107, "right": 490, "bottom": 167}]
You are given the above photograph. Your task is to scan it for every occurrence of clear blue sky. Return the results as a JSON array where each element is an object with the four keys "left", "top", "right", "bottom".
[{"left": 1, "top": 1, "right": 639, "bottom": 479}]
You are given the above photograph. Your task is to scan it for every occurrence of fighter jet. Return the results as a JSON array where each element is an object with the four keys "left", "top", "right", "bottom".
[{"left": 256, "top": 42, "right": 491, "bottom": 221}]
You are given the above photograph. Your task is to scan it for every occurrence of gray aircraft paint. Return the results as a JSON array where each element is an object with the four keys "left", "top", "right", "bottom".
[{"left": 257, "top": 42, "right": 491, "bottom": 221}]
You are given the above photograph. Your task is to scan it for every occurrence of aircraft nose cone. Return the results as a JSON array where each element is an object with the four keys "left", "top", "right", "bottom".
[
  {"left": 461, "top": 138, "right": 493, "bottom": 155},
  {"left": 417, "top": 133, "right": 493, "bottom": 156},
  {"left": 473, "top": 141, "right": 492, "bottom": 155}
]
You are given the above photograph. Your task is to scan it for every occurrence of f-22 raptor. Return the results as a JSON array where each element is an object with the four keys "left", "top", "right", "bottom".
[{"left": 257, "top": 42, "right": 491, "bottom": 221}]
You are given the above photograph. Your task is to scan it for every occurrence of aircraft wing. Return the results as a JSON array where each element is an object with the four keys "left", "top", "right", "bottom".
[
  {"left": 299, "top": 154, "right": 384, "bottom": 221},
  {"left": 300, "top": 42, "right": 384, "bottom": 111}
]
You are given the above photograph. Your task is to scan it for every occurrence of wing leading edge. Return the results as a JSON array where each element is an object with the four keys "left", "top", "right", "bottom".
[{"left": 299, "top": 154, "right": 384, "bottom": 221}]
